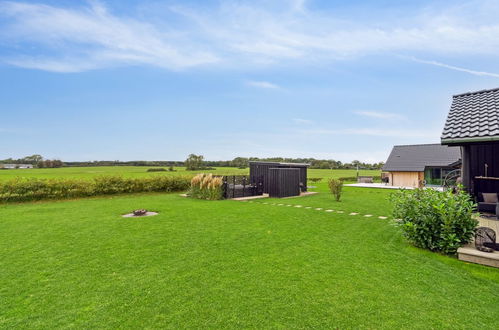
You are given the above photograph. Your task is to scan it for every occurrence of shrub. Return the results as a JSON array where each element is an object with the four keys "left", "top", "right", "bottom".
[
  {"left": 189, "top": 173, "right": 224, "bottom": 200},
  {"left": 168, "top": 166, "right": 176, "bottom": 172},
  {"left": 328, "top": 178, "right": 343, "bottom": 201},
  {"left": 391, "top": 188, "right": 478, "bottom": 254},
  {"left": 308, "top": 178, "right": 322, "bottom": 183},
  {"left": 0, "top": 176, "right": 190, "bottom": 203},
  {"left": 146, "top": 168, "right": 166, "bottom": 172},
  {"left": 338, "top": 176, "right": 357, "bottom": 182}
]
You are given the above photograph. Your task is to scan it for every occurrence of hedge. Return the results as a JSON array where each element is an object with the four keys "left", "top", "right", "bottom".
[{"left": 0, "top": 176, "right": 191, "bottom": 203}]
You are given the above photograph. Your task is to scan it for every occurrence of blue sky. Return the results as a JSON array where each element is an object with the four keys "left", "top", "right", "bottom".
[{"left": 1, "top": 0, "right": 499, "bottom": 162}]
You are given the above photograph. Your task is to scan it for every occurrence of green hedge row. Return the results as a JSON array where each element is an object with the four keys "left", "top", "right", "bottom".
[
  {"left": 338, "top": 176, "right": 381, "bottom": 183},
  {"left": 0, "top": 176, "right": 191, "bottom": 203}
]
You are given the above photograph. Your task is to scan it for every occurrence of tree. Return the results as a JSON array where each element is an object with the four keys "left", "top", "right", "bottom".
[
  {"left": 231, "top": 157, "right": 249, "bottom": 169},
  {"left": 185, "top": 154, "right": 204, "bottom": 170},
  {"left": 23, "top": 154, "right": 44, "bottom": 165}
]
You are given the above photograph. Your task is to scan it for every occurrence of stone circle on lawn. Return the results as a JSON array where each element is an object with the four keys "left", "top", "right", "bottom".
[{"left": 122, "top": 210, "right": 159, "bottom": 218}]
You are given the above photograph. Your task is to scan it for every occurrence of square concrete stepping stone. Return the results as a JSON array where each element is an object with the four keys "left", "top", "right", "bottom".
[
  {"left": 364, "top": 214, "right": 373, "bottom": 217},
  {"left": 294, "top": 205, "right": 302, "bottom": 208},
  {"left": 305, "top": 206, "right": 312, "bottom": 209},
  {"left": 378, "top": 216, "right": 388, "bottom": 219},
  {"left": 349, "top": 212, "right": 359, "bottom": 215},
  {"left": 315, "top": 208, "right": 323, "bottom": 210},
  {"left": 336, "top": 211, "right": 344, "bottom": 214},
  {"left": 325, "top": 209, "right": 334, "bottom": 212},
  {"left": 277, "top": 204, "right": 284, "bottom": 206}
]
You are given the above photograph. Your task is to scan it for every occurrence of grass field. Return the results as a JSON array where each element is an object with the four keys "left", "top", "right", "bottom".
[
  {"left": 0, "top": 166, "right": 380, "bottom": 181},
  {"left": 1, "top": 183, "right": 499, "bottom": 328}
]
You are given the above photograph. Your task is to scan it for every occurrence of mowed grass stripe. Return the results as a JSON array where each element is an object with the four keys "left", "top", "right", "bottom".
[{"left": 1, "top": 192, "right": 499, "bottom": 328}]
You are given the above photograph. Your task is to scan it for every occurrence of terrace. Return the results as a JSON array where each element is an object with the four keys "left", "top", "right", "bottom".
[{"left": 458, "top": 216, "right": 499, "bottom": 268}]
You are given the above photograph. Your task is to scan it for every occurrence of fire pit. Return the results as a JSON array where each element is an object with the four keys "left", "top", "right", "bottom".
[
  {"left": 122, "top": 209, "right": 159, "bottom": 218},
  {"left": 133, "top": 209, "right": 148, "bottom": 216}
]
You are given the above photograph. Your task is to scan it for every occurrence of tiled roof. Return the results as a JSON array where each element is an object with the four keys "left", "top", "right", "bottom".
[
  {"left": 441, "top": 87, "right": 499, "bottom": 144},
  {"left": 382, "top": 144, "right": 461, "bottom": 172}
]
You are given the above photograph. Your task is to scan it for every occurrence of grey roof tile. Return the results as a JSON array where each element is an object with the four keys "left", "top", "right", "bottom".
[
  {"left": 441, "top": 87, "right": 499, "bottom": 143},
  {"left": 382, "top": 144, "right": 461, "bottom": 172}
]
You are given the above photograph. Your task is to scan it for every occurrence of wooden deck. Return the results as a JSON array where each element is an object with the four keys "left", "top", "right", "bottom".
[{"left": 457, "top": 216, "right": 499, "bottom": 268}]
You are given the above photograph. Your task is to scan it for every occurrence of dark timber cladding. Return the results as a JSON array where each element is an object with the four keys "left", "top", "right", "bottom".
[
  {"left": 249, "top": 161, "right": 309, "bottom": 193},
  {"left": 462, "top": 143, "right": 499, "bottom": 197},
  {"left": 268, "top": 168, "right": 301, "bottom": 198}
]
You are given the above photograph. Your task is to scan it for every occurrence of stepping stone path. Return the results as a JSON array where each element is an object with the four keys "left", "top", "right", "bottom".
[{"left": 238, "top": 200, "right": 390, "bottom": 220}]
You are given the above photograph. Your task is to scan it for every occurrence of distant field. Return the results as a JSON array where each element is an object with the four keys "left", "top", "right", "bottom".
[{"left": 0, "top": 166, "right": 380, "bottom": 181}]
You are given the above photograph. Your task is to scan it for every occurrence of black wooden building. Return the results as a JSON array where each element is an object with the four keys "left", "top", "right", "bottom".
[
  {"left": 268, "top": 168, "right": 301, "bottom": 198},
  {"left": 441, "top": 87, "right": 499, "bottom": 200},
  {"left": 249, "top": 161, "right": 309, "bottom": 194}
]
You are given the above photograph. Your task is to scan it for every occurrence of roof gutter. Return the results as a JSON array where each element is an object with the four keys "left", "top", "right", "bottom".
[{"left": 441, "top": 135, "right": 499, "bottom": 145}]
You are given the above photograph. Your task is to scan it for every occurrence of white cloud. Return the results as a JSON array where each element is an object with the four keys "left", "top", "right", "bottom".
[
  {"left": 355, "top": 111, "right": 406, "bottom": 120},
  {"left": 0, "top": 1, "right": 218, "bottom": 72},
  {"left": 2, "top": 1, "right": 499, "bottom": 72},
  {"left": 406, "top": 56, "right": 499, "bottom": 78},
  {"left": 246, "top": 80, "right": 280, "bottom": 89}
]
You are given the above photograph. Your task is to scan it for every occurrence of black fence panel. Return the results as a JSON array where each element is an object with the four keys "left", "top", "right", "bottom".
[
  {"left": 222, "top": 175, "right": 263, "bottom": 199},
  {"left": 268, "top": 168, "right": 301, "bottom": 198}
]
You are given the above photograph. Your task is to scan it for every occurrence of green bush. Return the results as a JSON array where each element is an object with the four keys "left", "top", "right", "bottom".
[
  {"left": 328, "top": 178, "right": 343, "bottom": 202},
  {"left": 391, "top": 188, "right": 478, "bottom": 254},
  {"left": 308, "top": 178, "right": 322, "bottom": 183},
  {"left": 146, "top": 168, "right": 167, "bottom": 172},
  {"left": 0, "top": 176, "right": 190, "bottom": 203},
  {"left": 338, "top": 176, "right": 357, "bottom": 182},
  {"left": 338, "top": 176, "right": 381, "bottom": 183}
]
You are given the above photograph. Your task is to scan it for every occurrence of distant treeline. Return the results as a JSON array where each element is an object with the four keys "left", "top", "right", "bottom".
[
  {"left": 0, "top": 155, "right": 63, "bottom": 168},
  {"left": 225, "top": 157, "right": 384, "bottom": 170},
  {"left": 64, "top": 161, "right": 185, "bottom": 167},
  {"left": 0, "top": 154, "right": 384, "bottom": 170}
]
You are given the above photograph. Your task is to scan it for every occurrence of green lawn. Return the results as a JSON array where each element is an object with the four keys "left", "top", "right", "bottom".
[
  {"left": 0, "top": 166, "right": 380, "bottom": 181},
  {"left": 1, "top": 184, "right": 499, "bottom": 328}
]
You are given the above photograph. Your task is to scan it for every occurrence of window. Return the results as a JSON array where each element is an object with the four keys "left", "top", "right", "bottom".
[{"left": 424, "top": 167, "right": 443, "bottom": 185}]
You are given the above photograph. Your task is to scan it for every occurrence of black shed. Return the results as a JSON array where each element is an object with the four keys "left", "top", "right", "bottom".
[
  {"left": 249, "top": 161, "right": 309, "bottom": 193},
  {"left": 268, "top": 168, "right": 301, "bottom": 198}
]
